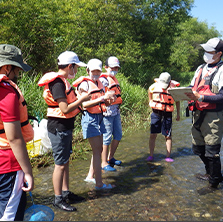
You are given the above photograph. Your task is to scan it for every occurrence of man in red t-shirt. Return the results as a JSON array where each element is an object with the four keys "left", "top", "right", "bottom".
[{"left": 0, "top": 44, "right": 34, "bottom": 221}]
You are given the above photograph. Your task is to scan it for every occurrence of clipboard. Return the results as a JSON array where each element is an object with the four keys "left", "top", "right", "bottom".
[{"left": 168, "top": 87, "right": 193, "bottom": 101}]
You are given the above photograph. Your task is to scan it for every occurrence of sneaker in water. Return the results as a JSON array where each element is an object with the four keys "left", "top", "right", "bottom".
[
  {"left": 62, "top": 191, "right": 85, "bottom": 203},
  {"left": 53, "top": 196, "right": 77, "bottom": 212}
]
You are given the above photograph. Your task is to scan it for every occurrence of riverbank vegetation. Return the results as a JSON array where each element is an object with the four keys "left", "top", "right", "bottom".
[{"left": 0, "top": 0, "right": 221, "bottom": 167}]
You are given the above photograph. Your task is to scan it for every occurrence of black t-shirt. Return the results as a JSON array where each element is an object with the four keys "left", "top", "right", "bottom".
[{"left": 47, "top": 78, "right": 75, "bottom": 134}]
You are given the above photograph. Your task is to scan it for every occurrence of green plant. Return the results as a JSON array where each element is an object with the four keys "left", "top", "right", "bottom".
[{"left": 18, "top": 73, "right": 47, "bottom": 120}]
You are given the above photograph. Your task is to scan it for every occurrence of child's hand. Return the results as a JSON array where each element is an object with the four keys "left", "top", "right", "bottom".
[
  {"left": 104, "top": 90, "right": 115, "bottom": 100},
  {"left": 80, "top": 92, "right": 91, "bottom": 102},
  {"left": 110, "top": 94, "right": 117, "bottom": 103},
  {"left": 105, "top": 95, "right": 117, "bottom": 105}
]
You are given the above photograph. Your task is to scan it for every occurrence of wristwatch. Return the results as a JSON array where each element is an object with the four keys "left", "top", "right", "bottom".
[{"left": 198, "top": 95, "right": 203, "bottom": 102}]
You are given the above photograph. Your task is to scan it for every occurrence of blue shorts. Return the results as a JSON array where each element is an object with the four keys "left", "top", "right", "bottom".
[
  {"left": 150, "top": 111, "right": 172, "bottom": 137},
  {"left": 48, "top": 129, "right": 73, "bottom": 165},
  {"left": 0, "top": 170, "right": 26, "bottom": 221},
  {"left": 81, "top": 111, "right": 106, "bottom": 139},
  {"left": 103, "top": 113, "right": 122, "bottom": 145}
]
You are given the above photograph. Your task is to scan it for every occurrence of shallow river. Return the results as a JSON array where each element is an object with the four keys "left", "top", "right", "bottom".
[{"left": 27, "top": 115, "right": 223, "bottom": 221}]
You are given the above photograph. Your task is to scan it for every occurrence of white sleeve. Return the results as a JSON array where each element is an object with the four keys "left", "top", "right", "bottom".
[
  {"left": 99, "top": 77, "right": 109, "bottom": 87},
  {"left": 78, "top": 81, "right": 89, "bottom": 92}
]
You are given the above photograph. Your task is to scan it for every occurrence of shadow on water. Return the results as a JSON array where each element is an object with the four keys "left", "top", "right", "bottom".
[{"left": 27, "top": 115, "right": 223, "bottom": 221}]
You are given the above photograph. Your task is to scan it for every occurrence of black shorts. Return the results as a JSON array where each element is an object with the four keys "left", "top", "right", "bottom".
[{"left": 150, "top": 110, "right": 172, "bottom": 137}]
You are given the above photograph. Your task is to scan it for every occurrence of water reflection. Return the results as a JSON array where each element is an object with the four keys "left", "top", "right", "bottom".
[{"left": 28, "top": 114, "right": 223, "bottom": 221}]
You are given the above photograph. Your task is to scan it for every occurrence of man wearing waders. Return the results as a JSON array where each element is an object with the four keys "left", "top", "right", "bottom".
[{"left": 186, "top": 37, "right": 223, "bottom": 194}]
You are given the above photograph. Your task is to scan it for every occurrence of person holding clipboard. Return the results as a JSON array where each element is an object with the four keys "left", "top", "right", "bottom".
[{"left": 185, "top": 37, "right": 223, "bottom": 194}]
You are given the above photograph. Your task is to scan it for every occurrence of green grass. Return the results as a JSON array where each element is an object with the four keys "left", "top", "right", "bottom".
[{"left": 18, "top": 73, "right": 47, "bottom": 121}]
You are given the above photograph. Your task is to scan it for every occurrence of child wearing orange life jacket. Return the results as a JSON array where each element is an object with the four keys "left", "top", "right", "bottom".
[
  {"left": 72, "top": 58, "right": 116, "bottom": 190},
  {"left": 99, "top": 56, "right": 123, "bottom": 172},
  {"left": 146, "top": 72, "right": 180, "bottom": 163},
  {"left": 38, "top": 51, "right": 91, "bottom": 212}
]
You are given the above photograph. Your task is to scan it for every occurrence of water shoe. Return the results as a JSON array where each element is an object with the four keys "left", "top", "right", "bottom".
[
  {"left": 165, "top": 157, "right": 174, "bottom": 162},
  {"left": 84, "top": 177, "right": 96, "bottom": 184},
  {"left": 146, "top": 156, "right": 154, "bottom": 162},
  {"left": 95, "top": 183, "right": 114, "bottom": 190},
  {"left": 108, "top": 157, "right": 122, "bottom": 166},
  {"left": 102, "top": 165, "right": 116, "bottom": 171}
]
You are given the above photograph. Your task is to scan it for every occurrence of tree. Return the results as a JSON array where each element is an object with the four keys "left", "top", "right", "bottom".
[
  {"left": 0, "top": 0, "right": 59, "bottom": 73},
  {"left": 0, "top": 0, "right": 220, "bottom": 88},
  {"left": 169, "top": 17, "right": 220, "bottom": 72}
]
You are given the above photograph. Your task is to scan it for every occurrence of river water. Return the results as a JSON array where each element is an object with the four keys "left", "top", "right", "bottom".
[{"left": 27, "top": 113, "right": 223, "bottom": 221}]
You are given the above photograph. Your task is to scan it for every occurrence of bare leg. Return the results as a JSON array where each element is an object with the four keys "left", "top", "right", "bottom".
[
  {"left": 165, "top": 136, "right": 172, "bottom": 158},
  {"left": 108, "top": 139, "right": 120, "bottom": 161},
  {"left": 86, "top": 155, "right": 94, "bottom": 179},
  {"left": 88, "top": 135, "right": 103, "bottom": 187},
  {"left": 53, "top": 164, "right": 65, "bottom": 195},
  {"left": 62, "top": 161, "right": 69, "bottom": 191},
  {"left": 101, "top": 144, "right": 110, "bottom": 168},
  {"left": 149, "top": 133, "right": 157, "bottom": 157}
]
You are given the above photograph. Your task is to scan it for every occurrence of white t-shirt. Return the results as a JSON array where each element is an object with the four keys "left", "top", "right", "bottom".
[{"left": 78, "top": 81, "right": 89, "bottom": 92}]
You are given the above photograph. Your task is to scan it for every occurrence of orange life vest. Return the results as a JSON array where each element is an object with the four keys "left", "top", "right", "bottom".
[
  {"left": 188, "top": 64, "right": 223, "bottom": 111},
  {"left": 100, "top": 73, "right": 122, "bottom": 105},
  {"left": 72, "top": 76, "right": 106, "bottom": 114},
  {"left": 0, "top": 74, "right": 34, "bottom": 150},
  {"left": 38, "top": 72, "right": 81, "bottom": 118},
  {"left": 150, "top": 84, "right": 175, "bottom": 112}
]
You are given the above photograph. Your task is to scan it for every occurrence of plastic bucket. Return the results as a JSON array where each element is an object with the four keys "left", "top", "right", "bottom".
[{"left": 26, "top": 139, "right": 41, "bottom": 158}]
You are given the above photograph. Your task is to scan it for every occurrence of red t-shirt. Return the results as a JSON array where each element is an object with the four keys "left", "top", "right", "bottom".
[{"left": 0, "top": 81, "right": 22, "bottom": 174}]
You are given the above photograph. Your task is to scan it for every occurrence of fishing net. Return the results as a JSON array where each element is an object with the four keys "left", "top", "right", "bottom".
[{"left": 24, "top": 204, "right": 54, "bottom": 221}]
